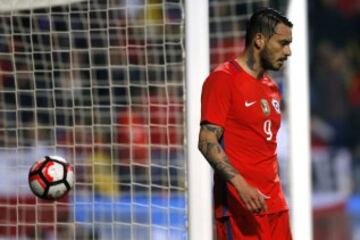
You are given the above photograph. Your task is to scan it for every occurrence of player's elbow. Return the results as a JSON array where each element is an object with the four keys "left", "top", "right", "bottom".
[
  {"left": 197, "top": 140, "right": 205, "bottom": 154},
  {"left": 197, "top": 130, "right": 215, "bottom": 156},
  {"left": 197, "top": 137, "right": 208, "bottom": 157}
]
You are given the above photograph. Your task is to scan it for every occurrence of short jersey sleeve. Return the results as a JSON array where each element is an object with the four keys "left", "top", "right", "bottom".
[{"left": 200, "top": 71, "right": 232, "bottom": 127}]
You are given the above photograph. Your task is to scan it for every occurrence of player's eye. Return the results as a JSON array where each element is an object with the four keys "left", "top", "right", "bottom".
[{"left": 280, "top": 40, "right": 291, "bottom": 46}]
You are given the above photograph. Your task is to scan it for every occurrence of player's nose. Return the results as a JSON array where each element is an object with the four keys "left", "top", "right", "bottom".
[{"left": 284, "top": 45, "right": 292, "bottom": 57}]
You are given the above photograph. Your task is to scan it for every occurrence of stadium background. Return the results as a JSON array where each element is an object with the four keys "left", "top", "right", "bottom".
[{"left": 0, "top": 0, "right": 359, "bottom": 239}]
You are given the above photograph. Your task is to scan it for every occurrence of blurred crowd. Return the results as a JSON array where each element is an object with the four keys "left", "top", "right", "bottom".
[{"left": 309, "top": 0, "right": 360, "bottom": 193}]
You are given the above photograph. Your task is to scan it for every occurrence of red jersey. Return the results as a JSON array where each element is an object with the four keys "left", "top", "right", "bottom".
[{"left": 201, "top": 60, "right": 288, "bottom": 217}]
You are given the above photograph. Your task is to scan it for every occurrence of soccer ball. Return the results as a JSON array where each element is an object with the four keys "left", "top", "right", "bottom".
[{"left": 28, "top": 155, "right": 74, "bottom": 200}]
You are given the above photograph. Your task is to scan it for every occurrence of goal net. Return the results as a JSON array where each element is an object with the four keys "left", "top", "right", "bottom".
[
  {"left": 0, "top": 0, "right": 186, "bottom": 239},
  {"left": 209, "top": 0, "right": 269, "bottom": 68}
]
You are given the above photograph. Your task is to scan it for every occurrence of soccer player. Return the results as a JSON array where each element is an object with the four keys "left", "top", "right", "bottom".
[{"left": 198, "top": 8, "right": 293, "bottom": 240}]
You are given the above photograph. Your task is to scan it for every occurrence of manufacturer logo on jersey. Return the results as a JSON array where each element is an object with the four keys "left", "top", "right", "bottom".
[
  {"left": 260, "top": 99, "right": 270, "bottom": 116},
  {"left": 271, "top": 98, "right": 281, "bottom": 114},
  {"left": 245, "top": 101, "right": 256, "bottom": 107}
]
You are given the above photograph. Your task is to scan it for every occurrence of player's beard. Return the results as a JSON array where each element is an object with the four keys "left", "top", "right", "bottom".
[{"left": 260, "top": 46, "right": 281, "bottom": 71}]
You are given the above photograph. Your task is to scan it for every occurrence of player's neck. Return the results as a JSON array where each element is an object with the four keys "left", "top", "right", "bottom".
[{"left": 236, "top": 48, "right": 265, "bottom": 79}]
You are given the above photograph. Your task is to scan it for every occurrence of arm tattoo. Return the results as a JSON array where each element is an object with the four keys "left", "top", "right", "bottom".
[
  {"left": 201, "top": 124, "right": 223, "bottom": 139},
  {"left": 198, "top": 124, "right": 238, "bottom": 181}
]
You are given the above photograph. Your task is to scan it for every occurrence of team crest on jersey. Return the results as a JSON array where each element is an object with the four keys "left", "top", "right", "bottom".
[
  {"left": 271, "top": 98, "right": 281, "bottom": 114},
  {"left": 260, "top": 99, "right": 270, "bottom": 116}
]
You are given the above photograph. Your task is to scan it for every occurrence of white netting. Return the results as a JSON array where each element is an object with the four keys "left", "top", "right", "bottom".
[
  {"left": 0, "top": 0, "right": 186, "bottom": 239},
  {"left": 209, "top": 0, "right": 268, "bottom": 68}
]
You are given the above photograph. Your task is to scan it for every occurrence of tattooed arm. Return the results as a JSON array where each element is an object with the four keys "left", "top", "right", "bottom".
[
  {"left": 198, "top": 123, "right": 269, "bottom": 213},
  {"left": 198, "top": 123, "right": 237, "bottom": 181}
]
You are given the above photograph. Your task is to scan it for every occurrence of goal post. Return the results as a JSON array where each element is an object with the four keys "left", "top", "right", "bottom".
[
  {"left": 287, "top": 1, "right": 312, "bottom": 239},
  {"left": 185, "top": 0, "right": 213, "bottom": 240},
  {"left": 0, "top": 0, "right": 86, "bottom": 12}
]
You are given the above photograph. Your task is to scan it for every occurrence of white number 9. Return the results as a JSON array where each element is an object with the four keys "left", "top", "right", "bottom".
[{"left": 263, "top": 119, "right": 272, "bottom": 141}]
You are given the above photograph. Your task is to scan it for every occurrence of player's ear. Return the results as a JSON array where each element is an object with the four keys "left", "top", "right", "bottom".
[{"left": 254, "top": 33, "right": 265, "bottom": 49}]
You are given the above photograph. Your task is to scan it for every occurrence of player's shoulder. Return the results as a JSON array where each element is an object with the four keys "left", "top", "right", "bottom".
[
  {"left": 206, "top": 61, "right": 237, "bottom": 83},
  {"left": 202, "top": 61, "right": 236, "bottom": 92},
  {"left": 212, "top": 60, "right": 238, "bottom": 76}
]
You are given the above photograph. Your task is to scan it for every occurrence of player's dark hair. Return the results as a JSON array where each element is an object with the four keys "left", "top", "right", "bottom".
[{"left": 245, "top": 8, "right": 293, "bottom": 47}]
